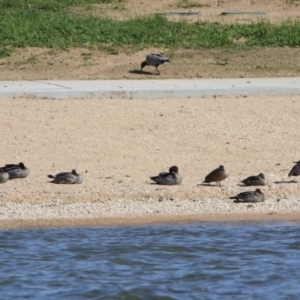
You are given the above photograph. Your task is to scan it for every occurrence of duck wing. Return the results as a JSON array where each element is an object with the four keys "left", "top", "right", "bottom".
[
  {"left": 147, "top": 54, "right": 169, "bottom": 65},
  {"left": 231, "top": 191, "right": 264, "bottom": 203},
  {"left": 150, "top": 172, "right": 178, "bottom": 185},
  {"left": 3, "top": 164, "right": 20, "bottom": 171},
  {"left": 152, "top": 53, "right": 169, "bottom": 61},
  {"left": 150, "top": 172, "right": 168, "bottom": 181},
  {"left": 230, "top": 191, "right": 251, "bottom": 200},
  {"left": 241, "top": 175, "right": 264, "bottom": 186},
  {"left": 158, "top": 171, "right": 171, "bottom": 177},
  {"left": 55, "top": 172, "right": 73, "bottom": 177}
]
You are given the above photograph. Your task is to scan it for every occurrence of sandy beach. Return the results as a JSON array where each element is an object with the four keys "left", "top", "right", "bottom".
[{"left": 0, "top": 95, "right": 300, "bottom": 228}]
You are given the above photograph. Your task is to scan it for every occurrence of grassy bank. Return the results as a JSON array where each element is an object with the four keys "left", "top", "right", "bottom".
[{"left": 1, "top": 0, "right": 300, "bottom": 57}]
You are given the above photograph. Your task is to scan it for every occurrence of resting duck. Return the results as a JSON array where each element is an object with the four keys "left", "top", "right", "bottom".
[
  {"left": 230, "top": 188, "right": 265, "bottom": 203},
  {"left": 241, "top": 173, "right": 266, "bottom": 186},
  {"left": 48, "top": 169, "right": 83, "bottom": 184},
  {"left": 203, "top": 165, "right": 229, "bottom": 186},
  {"left": 141, "top": 53, "right": 170, "bottom": 75},
  {"left": 288, "top": 160, "right": 300, "bottom": 180},
  {"left": 150, "top": 165, "right": 182, "bottom": 185},
  {"left": 1, "top": 162, "right": 30, "bottom": 179},
  {"left": 0, "top": 168, "right": 9, "bottom": 183}
]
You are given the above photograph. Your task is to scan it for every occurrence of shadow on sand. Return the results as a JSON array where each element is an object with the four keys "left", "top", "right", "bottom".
[
  {"left": 198, "top": 183, "right": 219, "bottom": 187},
  {"left": 129, "top": 70, "right": 154, "bottom": 75},
  {"left": 274, "top": 180, "right": 297, "bottom": 184}
]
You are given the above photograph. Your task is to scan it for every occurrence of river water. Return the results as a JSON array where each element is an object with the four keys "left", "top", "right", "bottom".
[{"left": 0, "top": 221, "right": 300, "bottom": 299}]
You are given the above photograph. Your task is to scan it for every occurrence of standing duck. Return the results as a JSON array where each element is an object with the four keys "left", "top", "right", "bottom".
[
  {"left": 0, "top": 168, "right": 9, "bottom": 183},
  {"left": 150, "top": 165, "right": 182, "bottom": 185},
  {"left": 203, "top": 165, "right": 229, "bottom": 186},
  {"left": 141, "top": 54, "right": 170, "bottom": 75},
  {"left": 230, "top": 188, "right": 265, "bottom": 203},
  {"left": 241, "top": 173, "right": 266, "bottom": 186},
  {"left": 288, "top": 160, "right": 300, "bottom": 180},
  {"left": 48, "top": 169, "right": 83, "bottom": 184},
  {"left": 1, "top": 162, "right": 30, "bottom": 179}
]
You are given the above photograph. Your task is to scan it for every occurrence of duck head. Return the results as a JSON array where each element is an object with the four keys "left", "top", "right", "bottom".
[
  {"left": 72, "top": 169, "right": 78, "bottom": 175},
  {"left": 141, "top": 61, "right": 148, "bottom": 70},
  {"left": 19, "top": 162, "right": 26, "bottom": 169},
  {"left": 256, "top": 188, "right": 263, "bottom": 195},
  {"left": 169, "top": 166, "right": 179, "bottom": 174}
]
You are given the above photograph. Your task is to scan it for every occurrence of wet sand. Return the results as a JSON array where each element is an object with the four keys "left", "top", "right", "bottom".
[{"left": 1, "top": 95, "right": 300, "bottom": 228}]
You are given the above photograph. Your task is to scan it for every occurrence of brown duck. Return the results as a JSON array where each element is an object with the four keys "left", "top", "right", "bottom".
[
  {"left": 241, "top": 173, "right": 266, "bottom": 186},
  {"left": 203, "top": 165, "right": 229, "bottom": 186}
]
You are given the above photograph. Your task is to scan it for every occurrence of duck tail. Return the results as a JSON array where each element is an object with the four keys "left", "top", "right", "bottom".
[
  {"left": 47, "top": 174, "right": 55, "bottom": 179},
  {"left": 233, "top": 199, "right": 242, "bottom": 203}
]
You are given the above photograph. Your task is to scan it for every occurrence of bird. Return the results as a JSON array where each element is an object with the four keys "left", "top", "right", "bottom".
[
  {"left": 203, "top": 165, "right": 229, "bottom": 186},
  {"left": 1, "top": 162, "right": 30, "bottom": 179},
  {"left": 288, "top": 160, "right": 300, "bottom": 180},
  {"left": 150, "top": 165, "right": 182, "bottom": 185},
  {"left": 241, "top": 173, "right": 266, "bottom": 186},
  {"left": 0, "top": 168, "right": 9, "bottom": 183},
  {"left": 48, "top": 169, "right": 83, "bottom": 184},
  {"left": 230, "top": 188, "right": 265, "bottom": 203},
  {"left": 141, "top": 54, "right": 170, "bottom": 75}
]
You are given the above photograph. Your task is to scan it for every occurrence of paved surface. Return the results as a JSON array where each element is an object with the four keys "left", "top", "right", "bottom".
[{"left": 0, "top": 78, "right": 300, "bottom": 99}]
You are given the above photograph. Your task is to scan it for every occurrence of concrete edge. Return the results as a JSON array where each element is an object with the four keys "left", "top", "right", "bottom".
[{"left": 0, "top": 78, "right": 300, "bottom": 99}]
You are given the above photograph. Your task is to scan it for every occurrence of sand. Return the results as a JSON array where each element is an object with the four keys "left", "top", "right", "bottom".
[{"left": 0, "top": 95, "right": 300, "bottom": 228}]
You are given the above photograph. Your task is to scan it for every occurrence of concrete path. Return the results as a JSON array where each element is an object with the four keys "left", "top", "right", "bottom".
[{"left": 0, "top": 78, "right": 300, "bottom": 99}]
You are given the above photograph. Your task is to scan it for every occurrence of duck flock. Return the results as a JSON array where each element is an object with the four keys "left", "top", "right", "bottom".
[{"left": 1, "top": 160, "right": 300, "bottom": 204}]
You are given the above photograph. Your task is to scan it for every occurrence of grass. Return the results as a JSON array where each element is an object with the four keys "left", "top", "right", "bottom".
[
  {"left": 0, "top": 0, "right": 113, "bottom": 11},
  {"left": 177, "top": 0, "right": 207, "bottom": 8},
  {"left": 0, "top": 0, "right": 300, "bottom": 57}
]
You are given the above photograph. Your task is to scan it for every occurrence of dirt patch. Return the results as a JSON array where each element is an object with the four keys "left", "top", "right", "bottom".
[{"left": 1, "top": 46, "right": 300, "bottom": 80}]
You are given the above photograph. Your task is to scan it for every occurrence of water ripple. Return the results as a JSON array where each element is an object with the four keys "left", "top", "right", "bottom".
[{"left": 0, "top": 221, "right": 300, "bottom": 299}]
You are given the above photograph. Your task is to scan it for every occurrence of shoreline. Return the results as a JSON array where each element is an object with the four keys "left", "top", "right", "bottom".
[{"left": 1, "top": 212, "right": 300, "bottom": 230}]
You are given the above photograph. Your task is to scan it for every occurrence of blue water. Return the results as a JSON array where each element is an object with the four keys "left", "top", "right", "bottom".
[{"left": 0, "top": 221, "right": 300, "bottom": 299}]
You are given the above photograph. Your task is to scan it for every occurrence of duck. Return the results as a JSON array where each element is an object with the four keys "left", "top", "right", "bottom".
[
  {"left": 1, "top": 162, "right": 30, "bottom": 179},
  {"left": 150, "top": 165, "right": 182, "bottom": 185},
  {"left": 0, "top": 168, "right": 9, "bottom": 183},
  {"left": 48, "top": 169, "right": 83, "bottom": 184},
  {"left": 230, "top": 188, "right": 265, "bottom": 203},
  {"left": 241, "top": 173, "right": 266, "bottom": 186},
  {"left": 288, "top": 160, "right": 300, "bottom": 179},
  {"left": 141, "top": 53, "right": 170, "bottom": 75},
  {"left": 203, "top": 165, "right": 229, "bottom": 186}
]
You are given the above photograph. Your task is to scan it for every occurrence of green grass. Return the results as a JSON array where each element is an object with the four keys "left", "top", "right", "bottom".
[
  {"left": 1, "top": 0, "right": 300, "bottom": 58},
  {"left": 0, "top": 0, "right": 112, "bottom": 11}
]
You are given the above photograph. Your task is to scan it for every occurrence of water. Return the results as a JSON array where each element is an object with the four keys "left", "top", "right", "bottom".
[{"left": 0, "top": 221, "right": 300, "bottom": 299}]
